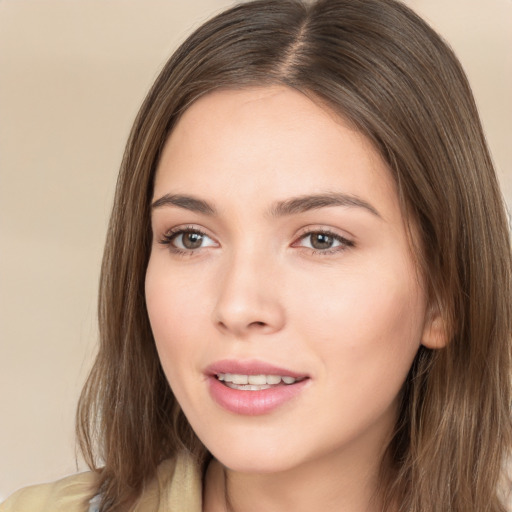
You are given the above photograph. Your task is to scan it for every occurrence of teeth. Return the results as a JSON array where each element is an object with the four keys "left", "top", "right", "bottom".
[
  {"left": 222, "top": 373, "right": 248, "bottom": 384},
  {"left": 266, "top": 375, "right": 281, "bottom": 385},
  {"left": 216, "top": 373, "right": 299, "bottom": 385},
  {"left": 225, "top": 383, "right": 273, "bottom": 391},
  {"left": 248, "top": 375, "right": 267, "bottom": 385}
]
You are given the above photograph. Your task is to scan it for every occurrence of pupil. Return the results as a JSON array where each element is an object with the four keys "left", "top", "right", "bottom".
[
  {"left": 183, "top": 232, "right": 203, "bottom": 249},
  {"left": 311, "top": 233, "right": 333, "bottom": 250}
]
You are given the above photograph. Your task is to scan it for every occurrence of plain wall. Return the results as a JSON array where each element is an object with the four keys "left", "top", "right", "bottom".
[{"left": 0, "top": 0, "right": 511, "bottom": 500}]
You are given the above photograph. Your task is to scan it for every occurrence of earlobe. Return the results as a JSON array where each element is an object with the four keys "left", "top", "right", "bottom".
[{"left": 421, "top": 307, "right": 448, "bottom": 349}]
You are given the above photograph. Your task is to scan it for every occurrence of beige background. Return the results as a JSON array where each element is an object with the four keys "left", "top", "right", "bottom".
[{"left": 0, "top": 0, "right": 511, "bottom": 500}]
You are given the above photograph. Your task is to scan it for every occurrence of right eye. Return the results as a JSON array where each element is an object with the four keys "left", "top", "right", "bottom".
[{"left": 160, "top": 228, "right": 217, "bottom": 252}]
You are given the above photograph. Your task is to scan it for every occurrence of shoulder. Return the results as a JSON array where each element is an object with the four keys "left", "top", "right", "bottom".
[
  {"left": 0, "top": 452, "right": 202, "bottom": 512},
  {"left": 0, "top": 471, "right": 98, "bottom": 512}
]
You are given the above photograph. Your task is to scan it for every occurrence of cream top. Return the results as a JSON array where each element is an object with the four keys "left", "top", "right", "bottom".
[{"left": 0, "top": 452, "right": 202, "bottom": 512}]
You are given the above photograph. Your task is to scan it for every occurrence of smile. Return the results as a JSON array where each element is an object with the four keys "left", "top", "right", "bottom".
[
  {"left": 206, "top": 361, "right": 310, "bottom": 415},
  {"left": 216, "top": 373, "right": 302, "bottom": 390}
]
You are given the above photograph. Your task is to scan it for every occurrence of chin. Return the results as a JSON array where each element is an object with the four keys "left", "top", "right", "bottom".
[{"left": 201, "top": 430, "right": 311, "bottom": 475}]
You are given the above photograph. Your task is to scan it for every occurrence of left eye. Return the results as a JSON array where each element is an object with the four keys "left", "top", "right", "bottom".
[
  {"left": 297, "top": 232, "right": 351, "bottom": 251},
  {"left": 168, "top": 230, "right": 216, "bottom": 250}
]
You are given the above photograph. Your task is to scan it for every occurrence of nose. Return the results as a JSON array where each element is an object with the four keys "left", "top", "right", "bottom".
[{"left": 212, "top": 250, "right": 286, "bottom": 338}]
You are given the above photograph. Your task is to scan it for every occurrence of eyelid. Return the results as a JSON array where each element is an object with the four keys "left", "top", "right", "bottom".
[
  {"left": 158, "top": 225, "right": 219, "bottom": 252},
  {"left": 291, "top": 226, "right": 355, "bottom": 254},
  {"left": 293, "top": 225, "right": 354, "bottom": 242}
]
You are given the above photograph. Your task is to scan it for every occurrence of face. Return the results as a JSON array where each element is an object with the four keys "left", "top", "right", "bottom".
[{"left": 146, "top": 86, "right": 434, "bottom": 475}]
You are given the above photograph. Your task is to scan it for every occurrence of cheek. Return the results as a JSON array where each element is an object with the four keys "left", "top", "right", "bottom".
[
  {"left": 145, "top": 259, "right": 210, "bottom": 375},
  {"left": 294, "top": 259, "right": 425, "bottom": 389}
]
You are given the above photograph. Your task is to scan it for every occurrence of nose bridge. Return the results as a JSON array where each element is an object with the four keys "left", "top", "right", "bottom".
[{"left": 213, "top": 242, "right": 285, "bottom": 337}]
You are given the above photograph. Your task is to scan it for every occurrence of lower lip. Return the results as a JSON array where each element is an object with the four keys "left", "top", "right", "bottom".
[{"left": 208, "top": 376, "right": 309, "bottom": 416}]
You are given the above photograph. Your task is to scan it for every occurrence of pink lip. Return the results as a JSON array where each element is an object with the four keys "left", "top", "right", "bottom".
[
  {"left": 205, "top": 359, "right": 310, "bottom": 416},
  {"left": 205, "top": 359, "right": 308, "bottom": 379}
]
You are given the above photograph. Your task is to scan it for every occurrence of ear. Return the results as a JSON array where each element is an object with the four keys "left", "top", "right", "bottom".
[{"left": 421, "top": 304, "right": 448, "bottom": 349}]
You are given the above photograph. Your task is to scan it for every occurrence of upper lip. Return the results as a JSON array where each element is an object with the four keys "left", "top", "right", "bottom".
[{"left": 205, "top": 359, "right": 309, "bottom": 379}]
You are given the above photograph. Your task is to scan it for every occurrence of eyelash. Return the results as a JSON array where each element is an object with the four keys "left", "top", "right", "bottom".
[
  {"left": 159, "top": 226, "right": 212, "bottom": 256},
  {"left": 158, "top": 227, "right": 355, "bottom": 256},
  {"left": 295, "top": 229, "right": 355, "bottom": 255}
]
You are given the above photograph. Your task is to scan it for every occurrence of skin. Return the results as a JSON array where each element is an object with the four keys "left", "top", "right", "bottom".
[{"left": 145, "top": 86, "right": 442, "bottom": 512}]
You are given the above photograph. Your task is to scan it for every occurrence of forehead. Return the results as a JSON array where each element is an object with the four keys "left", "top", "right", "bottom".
[
  {"left": 162, "top": 86, "right": 369, "bottom": 162},
  {"left": 153, "top": 86, "right": 399, "bottom": 222}
]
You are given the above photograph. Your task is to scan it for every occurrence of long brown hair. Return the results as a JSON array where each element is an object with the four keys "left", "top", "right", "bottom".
[{"left": 76, "top": 1, "right": 512, "bottom": 510}]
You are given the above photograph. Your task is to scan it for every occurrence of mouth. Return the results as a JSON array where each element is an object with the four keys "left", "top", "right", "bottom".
[
  {"left": 205, "top": 360, "right": 310, "bottom": 415},
  {"left": 215, "top": 373, "right": 306, "bottom": 391}
]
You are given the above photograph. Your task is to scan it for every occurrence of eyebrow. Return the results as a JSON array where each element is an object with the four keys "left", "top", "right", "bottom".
[
  {"left": 151, "top": 194, "right": 217, "bottom": 215},
  {"left": 151, "top": 192, "right": 381, "bottom": 218},
  {"left": 269, "top": 192, "right": 381, "bottom": 218}
]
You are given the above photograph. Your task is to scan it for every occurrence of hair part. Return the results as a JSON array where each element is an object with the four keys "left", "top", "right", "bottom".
[{"left": 76, "top": 1, "right": 512, "bottom": 510}]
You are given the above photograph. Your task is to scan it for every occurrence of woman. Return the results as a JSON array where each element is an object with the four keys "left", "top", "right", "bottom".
[{"left": 1, "top": 0, "right": 510, "bottom": 511}]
